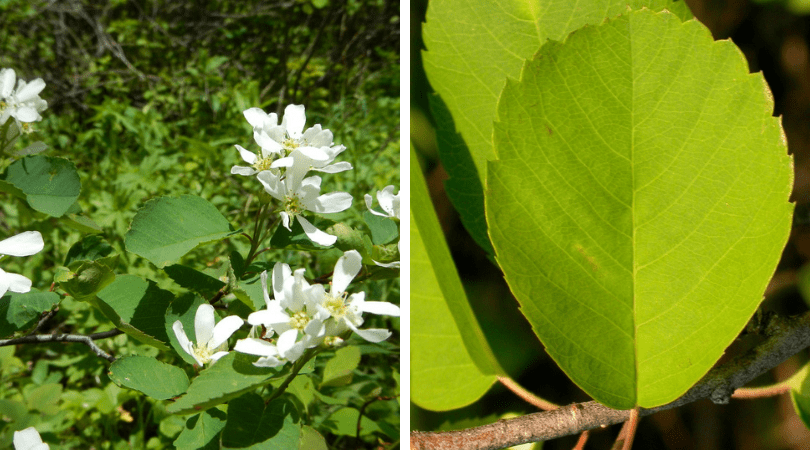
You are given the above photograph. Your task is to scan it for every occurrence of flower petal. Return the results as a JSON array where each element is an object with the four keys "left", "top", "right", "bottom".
[
  {"left": 172, "top": 321, "right": 194, "bottom": 357},
  {"left": 359, "top": 301, "right": 400, "bottom": 316},
  {"left": 208, "top": 315, "right": 244, "bottom": 348},
  {"left": 313, "top": 162, "right": 353, "bottom": 174},
  {"left": 333, "top": 250, "right": 362, "bottom": 293},
  {"left": 309, "top": 192, "right": 353, "bottom": 214},
  {"left": 6, "top": 272, "right": 32, "bottom": 293},
  {"left": 346, "top": 321, "right": 392, "bottom": 343},
  {"left": 194, "top": 304, "right": 216, "bottom": 346},
  {"left": 235, "top": 337, "right": 279, "bottom": 357},
  {"left": 13, "top": 427, "right": 47, "bottom": 450},
  {"left": 282, "top": 104, "right": 307, "bottom": 138},
  {"left": 296, "top": 216, "right": 336, "bottom": 246},
  {"left": 235, "top": 144, "right": 257, "bottom": 164},
  {"left": 15, "top": 78, "right": 46, "bottom": 103},
  {"left": 0, "top": 231, "right": 44, "bottom": 256}
]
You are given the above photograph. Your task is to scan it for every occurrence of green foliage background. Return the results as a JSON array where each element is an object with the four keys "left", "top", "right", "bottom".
[{"left": 0, "top": 0, "right": 400, "bottom": 448}]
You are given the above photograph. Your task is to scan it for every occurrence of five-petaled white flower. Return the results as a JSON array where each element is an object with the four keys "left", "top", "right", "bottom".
[
  {"left": 172, "top": 304, "right": 243, "bottom": 366},
  {"left": 0, "top": 68, "right": 47, "bottom": 127},
  {"left": 257, "top": 169, "right": 352, "bottom": 246},
  {"left": 13, "top": 427, "right": 49, "bottom": 450},
  {"left": 312, "top": 250, "right": 400, "bottom": 342},
  {"left": 237, "top": 264, "right": 326, "bottom": 366},
  {"left": 0, "top": 231, "right": 44, "bottom": 298},
  {"left": 231, "top": 104, "right": 351, "bottom": 177}
]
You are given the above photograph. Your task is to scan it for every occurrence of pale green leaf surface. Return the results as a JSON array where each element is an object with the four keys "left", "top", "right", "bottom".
[
  {"left": 298, "top": 425, "right": 328, "bottom": 450},
  {"left": 320, "top": 346, "right": 361, "bottom": 388},
  {"left": 109, "top": 356, "right": 190, "bottom": 400},
  {"left": 411, "top": 145, "right": 500, "bottom": 411},
  {"left": 487, "top": 10, "right": 792, "bottom": 408},
  {"left": 95, "top": 275, "right": 174, "bottom": 351},
  {"left": 423, "top": 0, "right": 692, "bottom": 255},
  {"left": 174, "top": 408, "right": 227, "bottom": 450},
  {"left": 125, "top": 195, "right": 237, "bottom": 268}
]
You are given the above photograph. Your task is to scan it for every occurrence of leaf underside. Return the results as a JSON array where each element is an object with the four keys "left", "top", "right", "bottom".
[
  {"left": 487, "top": 10, "right": 793, "bottom": 409},
  {"left": 423, "top": 0, "right": 693, "bottom": 255}
]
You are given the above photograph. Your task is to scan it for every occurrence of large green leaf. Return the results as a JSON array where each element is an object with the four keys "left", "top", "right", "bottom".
[
  {"left": 109, "top": 356, "right": 190, "bottom": 400},
  {"left": 125, "top": 195, "right": 238, "bottom": 268},
  {"left": 221, "top": 394, "right": 301, "bottom": 449},
  {"left": 411, "top": 145, "right": 501, "bottom": 411},
  {"left": 2, "top": 155, "right": 81, "bottom": 217},
  {"left": 95, "top": 275, "right": 174, "bottom": 351},
  {"left": 486, "top": 9, "right": 793, "bottom": 409},
  {"left": 423, "top": 0, "right": 692, "bottom": 254}
]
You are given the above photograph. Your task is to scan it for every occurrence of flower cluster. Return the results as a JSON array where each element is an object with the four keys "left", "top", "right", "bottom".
[
  {"left": 232, "top": 104, "right": 353, "bottom": 246},
  {"left": 0, "top": 68, "right": 47, "bottom": 131},
  {"left": 171, "top": 250, "right": 399, "bottom": 368},
  {"left": 235, "top": 249, "right": 400, "bottom": 367},
  {"left": 0, "top": 231, "right": 44, "bottom": 298}
]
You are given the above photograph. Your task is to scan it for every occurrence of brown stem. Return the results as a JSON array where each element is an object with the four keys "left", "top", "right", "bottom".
[{"left": 497, "top": 375, "right": 559, "bottom": 410}]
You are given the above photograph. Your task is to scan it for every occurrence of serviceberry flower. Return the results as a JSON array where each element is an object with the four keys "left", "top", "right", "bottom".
[
  {"left": 13, "top": 427, "right": 48, "bottom": 450},
  {"left": 313, "top": 250, "right": 400, "bottom": 342},
  {"left": 0, "top": 231, "right": 44, "bottom": 298},
  {"left": 257, "top": 170, "right": 352, "bottom": 246},
  {"left": 0, "top": 68, "right": 47, "bottom": 128},
  {"left": 237, "top": 264, "right": 326, "bottom": 366},
  {"left": 172, "top": 304, "right": 243, "bottom": 366},
  {"left": 365, "top": 185, "right": 400, "bottom": 220},
  {"left": 232, "top": 104, "right": 350, "bottom": 177}
]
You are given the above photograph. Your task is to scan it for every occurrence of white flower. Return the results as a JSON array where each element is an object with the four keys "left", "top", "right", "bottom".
[
  {"left": 0, "top": 231, "right": 44, "bottom": 298},
  {"left": 313, "top": 250, "right": 400, "bottom": 342},
  {"left": 257, "top": 170, "right": 352, "bottom": 246},
  {"left": 13, "top": 427, "right": 49, "bottom": 450},
  {"left": 172, "top": 304, "right": 243, "bottom": 366},
  {"left": 239, "top": 265, "right": 327, "bottom": 364},
  {"left": 232, "top": 104, "right": 351, "bottom": 177},
  {"left": 0, "top": 68, "right": 47, "bottom": 126},
  {"left": 364, "top": 185, "right": 400, "bottom": 220},
  {"left": 234, "top": 337, "right": 286, "bottom": 367}
]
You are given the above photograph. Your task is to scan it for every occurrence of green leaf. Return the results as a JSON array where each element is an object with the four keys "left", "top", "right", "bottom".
[
  {"left": 423, "top": 0, "right": 692, "bottom": 255},
  {"left": 0, "top": 290, "right": 59, "bottom": 337},
  {"left": 174, "top": 409, "right": 227, "bottom": 450},
  {"left": 790, "top": 364, "right": 810, "bottom": 430},
  {"left": 94, "top": 275, "right": 174, "bottom": 351},
  {"left": 410, "top": 145, "right": 501, "bottom": 411},
  {"left": 56, "top": 257, "right": 118, "bottom": 302},
  {"left": 2, "top": 155, "right": 81, "bottom": 217},
  {"left": 362, "top": 211, "right": 398, "bottom": 245},
  {"left": 298, "top": 425, "right": 328, "bottom": 450},
  {"left": 64, "top": 235, "right": 113, "bottom": 266},
  {"left": 164, "top": 265, "right": 226, "bottom": 299},
  {"left": 25, "top": 383, "right": 62, "bottom": 415},
  {"left": 320, "top": 346, "right": 361, "bottom": 388},
  {"left": 109, "top": 356, "right": 190, "bottom": 400},
  {"left": 166, "top": 352, "right": 289, "bottom": 415},
  {"left": 486, "top": 10, "right": 793, "bottom": 409},
  {"left": 125, "top": 195, "right": 238, "bottom": 268},
  {"left": 324, "top": 407, "right": 381, "bottom": 437},
  {"left": 221, "top": 394, "right": 301, "bottom": 449}
]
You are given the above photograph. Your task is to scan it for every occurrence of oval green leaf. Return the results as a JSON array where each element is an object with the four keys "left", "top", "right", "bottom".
[
  {"left": 423, "top": 0, "right": 692, "bottom": 254},
  {"left": 109, "top": 356, "right": 190, "bottom": 400},
  {"left": 3, "top": 155, "right": 81, "bottom": 217},
  {"left": 486, "top": 10, "right": 793, "bottom": 409},
  {"left": 125, "top": 194, "right": 237, "bottom": 268},
  {"left": 411, "top": 145, "right": 501, "bottom": 411}
]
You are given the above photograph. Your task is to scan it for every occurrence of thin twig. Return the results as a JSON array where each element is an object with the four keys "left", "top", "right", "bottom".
[
  {"left": 0, "top": 330, "right": 122, "bottom": 362},
  {"left": 497, "top": 375, "right": 559, "bottom": 411}
]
